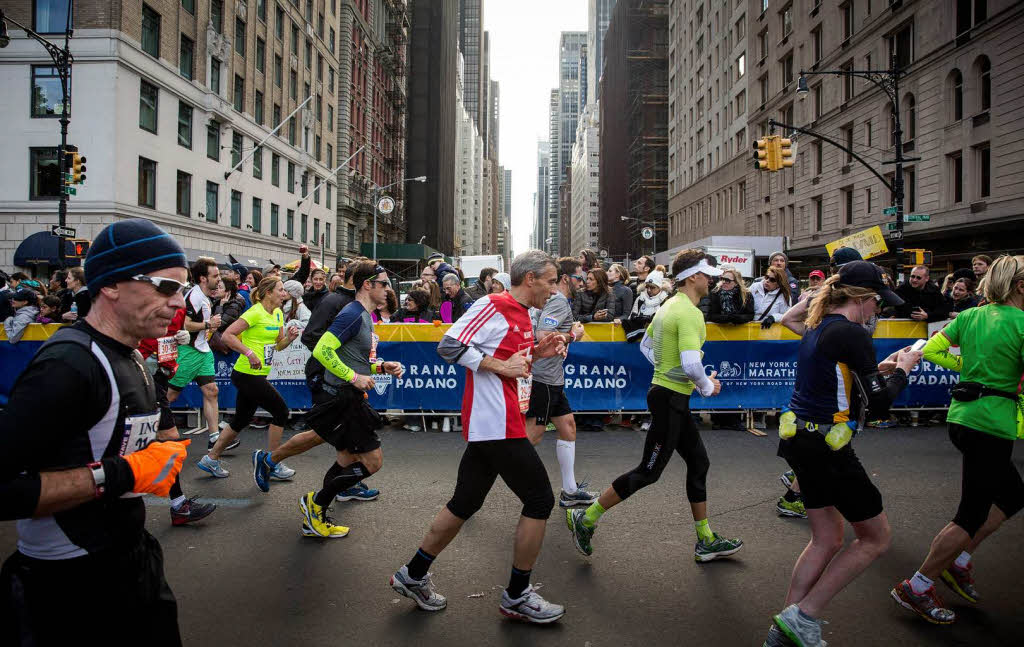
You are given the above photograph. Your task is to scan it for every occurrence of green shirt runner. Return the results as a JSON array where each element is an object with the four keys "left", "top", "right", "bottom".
[
  {"left": 646, "top": 294, "right": 707, "bottom": 396},
  {"left": 232, "top": 303, "right": 285, "bottom": 376}
]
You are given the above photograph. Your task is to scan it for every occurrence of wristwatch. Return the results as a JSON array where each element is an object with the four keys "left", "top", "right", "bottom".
[{"left": 87, "top": 461, "right": 106, "bottom": 498}]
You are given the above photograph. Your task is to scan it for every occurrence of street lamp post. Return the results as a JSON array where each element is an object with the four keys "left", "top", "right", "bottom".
[
  {"left": 796, "top": 55, "right": 916, "bottom": 241},
  {"left": 1, "top": 7, "right": 74, "bottom": 268},
  {"left": 370, "top": 176, "right": 426, "bottom": 261}
]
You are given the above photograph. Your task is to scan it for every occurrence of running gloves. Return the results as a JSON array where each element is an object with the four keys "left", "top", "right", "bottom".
[{"left": 102, "top": 439, "right": 191, "bottom": 498}]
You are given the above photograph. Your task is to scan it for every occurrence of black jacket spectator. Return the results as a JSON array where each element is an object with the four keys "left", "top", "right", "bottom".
[
  {"left": 290, "top": 255, "right": 312, "bottom": 285},
  {"left": 895, "top": 280, "right": 950, "bottom": 321},
  {"left": 576, "top": 289, "right": 609, "bottom": 323},
  {"left": 303, "top": 286, "right": 329, "bottom": 313},
  {"left": 301, "top": 286, "right": 355, "bottom": 351},
  {"left": 707, "top": 288, "right": 755, "bottom": 324},
  {"left": 443, "top": 289, "right": 475, "bottom": 322},
  {"left": 216, "top": 293, "right": 246, "bottom": 332},
  {"left": 608, "top": 281, "right": 634, "bottom": 319}
]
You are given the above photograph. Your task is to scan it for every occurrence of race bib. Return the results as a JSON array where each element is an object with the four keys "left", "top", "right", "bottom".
[
  {"left": 517, "top": 376, "right": 533, "bottom": 414},
  {"left": 119, "top": 412, "right": 161, "bottom": 457},
  {"left": 369, "top": 332, "right": 380, "bottom": 363},
  {"left": 263, "top": 344, "right": 276, "bottom": 366},
  {"left": 156, "top": 336, "right": 177, "bottom": 363}
]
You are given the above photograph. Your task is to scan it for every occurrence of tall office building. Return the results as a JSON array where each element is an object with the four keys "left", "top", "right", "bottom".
[
  {"left": 1, "top": 0, "right": 340, "bottom": 270},
  {"left": 535, "top": 140, "right": 551, "bottom": 251},
  {"left": 500, "top": 166, "right": 512, "bottom": 262},
  {"left": 458, "top": 0, "right": 485, "bottom": 134},
  {"left": 406, "top": 0, "right": 458, "bottom": 252},
  {"left": 545, "top": 89, "right": 559, "bottom": 252},
  {"left": 547, "top": 31, "right": 587, "bottom": 255},
  {"left": 588, "top": 0, "right": 617, "bottom": 105},
  {"left": 571, "top": 104, "right": 600, "bottom": 254},
  {"left": 454, "top": 51, "right": 483, "bottom": 255}
]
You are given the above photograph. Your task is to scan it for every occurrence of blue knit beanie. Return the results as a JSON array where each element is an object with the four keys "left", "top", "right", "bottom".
[{"left": 84, "top": 219, "right": 188, "bottom": 297}]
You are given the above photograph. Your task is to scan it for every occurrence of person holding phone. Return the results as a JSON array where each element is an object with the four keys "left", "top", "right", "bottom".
[{"left": 895, "top": 265, "right": 949, "bottom": 322}]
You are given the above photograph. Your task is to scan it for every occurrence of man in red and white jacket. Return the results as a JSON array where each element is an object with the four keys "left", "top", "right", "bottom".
[{"left": 390, "top": 250, "right": 568, "bottom": 624}]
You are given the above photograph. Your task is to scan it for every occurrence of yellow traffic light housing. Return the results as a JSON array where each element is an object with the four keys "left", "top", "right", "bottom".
[
  {"left": 777, "top": 138, "right": 794, "bottom": 169},
  {"left": 902, "top": 249, "right": 933, "bottom": 266},
  {"left": 753, "top": 137, "right": 771, "bottom": 171},
  {"left": 70, "top": 152, "right": 86, "bottom": 184}
]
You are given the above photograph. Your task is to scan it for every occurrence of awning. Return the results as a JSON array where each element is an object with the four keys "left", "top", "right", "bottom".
[
  {"left": 227, "top": 254, "right": 263, "bottom": 270},
  {"left": 183, "top": 248, "right": 232, "bottom": 268},
  {"left": 13, "top": 231, "right": 82, "bottom": 267}
]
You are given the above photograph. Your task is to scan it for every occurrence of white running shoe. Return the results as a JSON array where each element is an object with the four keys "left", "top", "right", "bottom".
[
  {"left": 499, "top": 586, "right": 565, "bottom": 624},
  {"left": 197, "top": 455, "right": 229, "bottom": 478},
  {"left": 270, "top": 462, "right": 296, "bottom": 480},
  {"left": 390, "top": 566, "right": 447, "bottom": 611}
]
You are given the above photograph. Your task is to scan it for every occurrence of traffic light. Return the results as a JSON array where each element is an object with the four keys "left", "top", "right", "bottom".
[
  {"left": 62, "top": 145, "right": 86, "bottom": 192},
  {"left": 753, "top": 137, "right": 772, "bottom": 171},
  {"left": 68, "top": 239, "right": 90, "bottom": 259},
  {"left": 777, "top": 138, "right": 794, "bottom": 169},
  {"left": 902, "top": 249, "right": 932, "bottom": 266}
]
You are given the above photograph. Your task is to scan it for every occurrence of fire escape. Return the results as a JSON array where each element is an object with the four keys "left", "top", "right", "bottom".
[{"left": 374, "top": 0, "right": 409, "bottom": 243}]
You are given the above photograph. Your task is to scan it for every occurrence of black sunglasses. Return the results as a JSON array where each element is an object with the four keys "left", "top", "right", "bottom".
[{"left": 131, "top": 274, "right": 188, "bottom": 296}]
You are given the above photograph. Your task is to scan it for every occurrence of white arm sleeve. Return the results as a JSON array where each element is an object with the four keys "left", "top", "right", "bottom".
[
  {"left": 639, "top": 331, "right": 655, "bottom": 366},
  {"left": 680, "top": 349, "right": 715, "bottom": 397}
]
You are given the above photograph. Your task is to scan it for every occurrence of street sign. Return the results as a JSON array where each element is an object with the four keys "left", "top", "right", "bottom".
[
  {"left": 51, "top": 225, "right": 77, "bottom": 238},
  {"left": 377, "top": 196, "right": 395, "bottom": 214},
  {"left": 641, "top": 227, "right": 654, "bottom": 240},
  {"left": 883, "top": 206, "right": 898, "bottom": 216},
  {"left": 905, "top": 213, "right": 930, "bottom": 222},
  {"left": 888, "top": 230, "right": 904, "bottom": 241}
]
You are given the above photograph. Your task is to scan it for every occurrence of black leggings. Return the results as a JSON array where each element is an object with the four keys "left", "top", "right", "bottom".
[
  {"left": 612, "top": 385, "right": 710, "bottom": 503},
  {"left": 229, "top": 370, "right": 289, "bottom": 430},
  {"left": 446, "top": 438, "right": 555, "bottom": 521},
  {"left": 949, "top": 423, "right": 1024, "bottom": 537}
]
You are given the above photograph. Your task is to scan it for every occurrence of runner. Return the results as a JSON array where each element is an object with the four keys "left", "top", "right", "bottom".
[
  {"left": 196, "top": 277, "right": 300, "bottom": 480},
  {"left": 0, "top": 219, "right": 191, "bottom": 643},
  {"left": 265, "top": 261, "right": 402, "bottom": 537},
  {"left": 525, "top": 256, "right": 597, "bottom": 507},
  {"left": 138, "top": 309, "right": 217, "bottom": 525},
  {"left": 890, "top": 255, "right": 1024, "bottom": 625},
  {"left": 566, "top": 249, "right": 743, "bottom": 563},
  {"left": 761, "top": 261, "right": 919, "bottom": 647},
  {"left": 389, "top": 250, "right": 567, "bottom": 623},
  {"left": 166, "top": 258, "right": 225, "bottom": 449}
]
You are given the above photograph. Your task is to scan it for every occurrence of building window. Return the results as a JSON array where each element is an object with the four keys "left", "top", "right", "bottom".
[
  {"left": 842, "top": 61, "right": 854, "bottom": 101},
  {"left": 287, "top": 162, "right": 295, "bottom": 193},
  {"left": 252, "top": 198, "right": 262, "bottom": 232},
  {"left": 759, "top": 74, "right": 769, "bottom": 105},
  {"left": 864, "top": 120, "right": 872, "bottom": 147},
  {"left": 888, "top": 21, "right": 914, "bottom": 69},
  {"left": 904, "top": 167, "right": 916, "bottom": 212},
  {"left": 141, "top": 5, "right": 161, "bottom": 58},
  {"left": 347, "top": 223, "right": 356, "bottom": 249},
  {"left": 736, "top": 53, "right": 746, "bottom": 80},
  {"left": 271, "top": 204, "right": 280, "bottom": 236},
  {"left": 235, "top": 18, "right": 246, "bottom": 56},
  {"left": 327, "top": 105, "right": 333, "bottom": 131},
  {"left": 207, "top": 121, "right": 220, "bottom": 160},
  {"left": 211, "top": 57, "right": 222, "bottom": 93},
  {"left": 254, "top": 90, "right": 264, "bottom": 125},
  {"left": 782, "top": 53, "right": 793, "bottom": 87},
  {"left": 313, "top": 218, "right": 319, "bottom": 245},
  {"left": 291, "top": 25, "right": 299, "bottom": 56},
  {"left": 139, "top": 79, "right": 158, "bottom": 133},
  {"left": 233, "top": 75, "right": 244, "bottom": 112},
  {"left": 176, "top": 170, "right": 191, "bottom": 216},
  {"left": 949, "top": 152, "right": 963, "bottom": 204},
  {"left": 329, "top": 67, "right": 335, "bottom": 93},
  {"left": 314, "top": 135, "right": 321, "bottom": 160},
  {"left": 301, "top": 213, "right": 308, "bottom": 242},
  {"left": 211, "top": 0, "right": 224, "bottom": 33},
  {"left": 813, "top": 84, "right": 822, "bottom": 120},
  {"left": 326, "top": 143, "right": 333, "bottom": 165},
  {"left": 316, "top": 94, "right": 322, "bottom": 121},
  {"left": 325, "top": 222, "right": 331, "bottom": 248},
  {"left": 904, "top": 94, "right": 916, "bottom": 142},
  {"left": 326, "top": 183, "right": 332, "bottom": 209},
  {"left": 864, "top": 187, "right": 872, "bottom": 215},
  {"left": 780, "top": 4, "right": 793, "bottom": 38},
  {"left": 183, "top": 0, "right": 196, "bottom": 16},
  {"left": 253, "top": 146, "right": 263, "bottom": 179},
  {"left": 231, "top": 131, "right": 242, "bottom": 167},
  {"left": 288, "top": 118, "right": 296, "bottom": 146},
  {"left": 256, "top": 38, "right": 265, "bottom": 74},
  {"left": 274, "top": 103, "right": 280, "bottom": 129},
  {"left": 811, "top": 26, "right": 822, "bottom": 64},
  {"left": 843, "top": 126, "right": 853, "bottom": 164},
  {"left": 305, "top": 0, "right": 312, "bottom": 22},
  {"left": 180, "top": 35, "right": 194, "bottom": 79},
  {"left": 957, "top": 0, "right": 987, "bottom": 36},
  {"left": 271, "top": 153, "right": 280, "bottom": 186},
  {"left": 276, "top": 5, "right": 285, "bottom": 39},
  {"left": 950, "top": 69, "right": 963, "bottom": 121},
  {"left": 841, "top": 2, "right": 853, "bottom": 41},
  {"left": 317, "top": 54, "right": 323, "bottom": 82},
  {"left": 814, "top": 197, "right": 823, "bottom": 231},
  {"left": 318, "top": 13, "right": 324, "bottom": 38},
  {"left": 844, "top": 187, "right": 854, "bottom": 225},
  {"left": 977, "top": 143, "right": 990, "bottom": 198},
  {"left": 329, "top": 27, "right": 335, "bottom": 53},
  {"left": 256, "top": 0, "right": 266, "bottom": 21},
  {"left": 30, "top": 66, "right": 62, "bottom": 118},
  {"left": 138, "top": 157, "right": 157, "bottom": 208},
  {"left": 274, "top": 55, "right": 283, "bottom": 87},
  {"left": 231, "top": 190, "right": 242, "bottom": 228},
  {"left": 814, "top": 141, "right": 823, "bottom": 175},
  {"left": 978, "top": 56, "right": 991, "bottom": 111},
  {"left": 301, "top": 172, "right": 308, "bottom": 197},
  {"left": 205, "top": 181, "right": 218, "bottom": 221},
  {"left": 34, "top": 0, "right": 72, "bottom": 34},
  {"left": 177, "top": 101, "right": 192, "bottom": 148},
  {"left": 29, "top": 147, "right": 60, "bottom": 200},
  {"left": 290, "top": 70, "right": 297, "bottom": 100},
  {"left": 758, "top": 31, "right": 768, "bottom": 60},
  {"left": 287, "top": 209, "right": 295, "bottom": 238}
]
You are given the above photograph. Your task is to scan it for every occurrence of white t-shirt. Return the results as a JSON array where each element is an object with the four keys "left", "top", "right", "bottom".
[{"left": 186, "top": 286, "right": 212, "bottom": 353}]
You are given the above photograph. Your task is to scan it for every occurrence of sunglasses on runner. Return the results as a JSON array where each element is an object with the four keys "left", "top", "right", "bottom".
[{"left": 130, "top": 274, "right": 188, "bottom": 296}]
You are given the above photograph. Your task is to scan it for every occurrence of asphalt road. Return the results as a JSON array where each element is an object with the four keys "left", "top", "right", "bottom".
[{"left": 2, "top": 423, "right": 1022, "bottom": 646}]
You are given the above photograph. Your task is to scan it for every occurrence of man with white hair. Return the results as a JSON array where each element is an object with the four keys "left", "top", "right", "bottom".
[{"left": 440, "top": 273, "right": 474, "bottom": 321}]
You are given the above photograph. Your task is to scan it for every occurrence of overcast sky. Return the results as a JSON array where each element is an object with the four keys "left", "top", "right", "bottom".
[{"left": 484, "top": 0, "right": 587, "bottom": 255}]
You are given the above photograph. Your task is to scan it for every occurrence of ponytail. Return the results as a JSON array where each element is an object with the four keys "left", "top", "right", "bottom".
[
  {"left": 805, "top": 275, "right": 876, "bottom": 329},
  {"left": 980, "top": 255, "right": 1024, "bottom": 305}
]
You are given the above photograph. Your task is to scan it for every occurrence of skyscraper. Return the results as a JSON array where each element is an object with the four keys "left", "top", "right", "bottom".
[
  {"left": 535, "top": 140, "right": 551, "bottom": 251},
  {"left": 548, "top": 31, "right": 587, "bottom": 255},
  {"left": 458, "top": 1, "right": 485, "bottom": 135},
  {"left": 588, "top": 0, "right": 617, "bottom": 105}
]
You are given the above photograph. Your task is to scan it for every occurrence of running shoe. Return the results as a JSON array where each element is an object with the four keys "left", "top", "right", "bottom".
[
  {"left": 867, "top": 419, "right": 896, "bottom": 429},
  {"left": 499, "top": 586, "right": 565, "bottom": 624},
  {"left": 270, "top": 462, "right": 296, "bottom": 480},
  {"left": 762, "top": 624, "right": 801, "bottom": 647},
  {"left": 336, "top": 481, "right": 380, "bottom": 501},
  {"left": 890, "top": 580, "right": 956, "bottom": 624},
  {"left": 170, "top": 497, "right": 217, "bottom": 526},
  {"left": 773, "top": 604, "right": 826, "bottom": 647},
  {"left": 390, "top": 565, "right": 447, "bottom": 611},
  {"left": 565, "top": 509, "right": 594, "bottom": 556},
  {"left": 301, "top": 520, "right": 349, "bottom": 538},
  {"left": 252, "top": 450, "right": 272, "bottom": 492},
  {"left": 694, "top": 533, "right": 743, "bottom": 562},
  {"left": 776, "top": 497, "right": 807, "bottom": 518},
  {"left": 299, "top": 491, "right": 332, "bottom": 538},
  {"left": 207, "top": 431, "right": 241, "bottom": 452},
  {"left": 559, "top": 481, "right": 599, "bottom": 507},
  {"left": 779, "top": 470, "right": 796, "bottom": 489},
  {"left": 197, "top": 455, "right": 229, "bottom": 478},
  {"left": 941, "top": 563, "right": 980, "bottom": 603}
]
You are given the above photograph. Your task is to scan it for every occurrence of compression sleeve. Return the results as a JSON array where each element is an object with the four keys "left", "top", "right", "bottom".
[
  {"left": 923, "top": 331, "right": 962, "bottom": 373},
  {"left": 639, "top": 331, "right": 655, "bottom": 366},
  {"left": 680, "top": 349, "right": 715, "bottom": 397},
  {"left": 838, "top": 325, "right": 908, "bottom": 419},
  {"left": 312, "top": 331, "right": 355, "bottom": 382}
]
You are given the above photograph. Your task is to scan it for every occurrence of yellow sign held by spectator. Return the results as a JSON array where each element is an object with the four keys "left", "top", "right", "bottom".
[{"left": 825, "top": 225, "right": 889, "bottom": 260}]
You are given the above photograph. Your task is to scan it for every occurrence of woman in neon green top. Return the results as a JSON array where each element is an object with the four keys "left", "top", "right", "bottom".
[
  {"left": 198, "top": 277, "right": 301, "bottom": 481},
  {"left": 892, "top": 256, "right": 1024, "bottom": 625}
]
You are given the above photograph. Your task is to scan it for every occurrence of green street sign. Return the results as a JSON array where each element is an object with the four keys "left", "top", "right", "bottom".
[
  {"left": 886, "top": 222, "right": 897, "bottom": 230},
  {"left": 905, "top": 213, "right": 930, "bottom": 221},
  {"left": 65, "top": 187, "right": 76, "bottom": 196},
  {"left": 883, "top": 206, "right": 898, "bottom": 216}
]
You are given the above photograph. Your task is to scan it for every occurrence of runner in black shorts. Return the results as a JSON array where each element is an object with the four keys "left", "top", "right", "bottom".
[
  {"left": 525, "top": 256, "right": 598, "bottom": 507},
  {"left": 763, "top": 262, "right": 919, "bottom": 647}
]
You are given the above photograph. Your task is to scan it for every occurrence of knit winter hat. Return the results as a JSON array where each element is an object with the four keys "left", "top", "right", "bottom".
[
  {"left": 84, "top": 219, "right": 187, "bottom": 298},
  {"left": 282, "top": 280, "right": 305, "bottom": 300}
]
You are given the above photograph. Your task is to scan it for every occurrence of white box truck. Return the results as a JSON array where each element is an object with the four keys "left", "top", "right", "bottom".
[{"left": 457, "top": 255, "right": 504, "bottom": 287}]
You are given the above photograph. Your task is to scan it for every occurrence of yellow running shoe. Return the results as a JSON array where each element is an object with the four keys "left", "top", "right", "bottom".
[
  {"left": 299, "top": 491, "right": 332, "bottom": 538},
  {"left": 302, "top": 521, "right": 350, "bottom": 538}
]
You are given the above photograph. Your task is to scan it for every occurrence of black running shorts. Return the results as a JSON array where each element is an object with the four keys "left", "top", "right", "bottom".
[
  {"left": 308, "top": 386, "right": 382, "bottom": 454},
  {"left": 778, "top": 429, "right": 883, "bottom": 523},
  {"left": 525, "top": 382, "right": 573, "bottom": 426},
  {"left": 948, "top": 423, "right": 1024, "bottom": 537}
]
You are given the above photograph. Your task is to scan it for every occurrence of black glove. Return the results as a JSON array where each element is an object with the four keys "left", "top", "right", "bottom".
[{"left": 760, "top": 315, "right": 775, "bottom": 329}]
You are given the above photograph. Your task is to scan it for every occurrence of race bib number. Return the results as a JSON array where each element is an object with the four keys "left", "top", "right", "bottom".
[
  {"left": 156, "top": 336, "right": 177, "bottom": 363},
  {"left": 369, "top": 332, "right": 380, "bottom": 363},
  {"left": 119, "top": 411, "right": 161, "bottom": 498},
  {"left": 263, "top": 344, "right": 276, "bottom": 366},
  {"left": 517, "top": 376, "right": 533, "bottom": 414}
]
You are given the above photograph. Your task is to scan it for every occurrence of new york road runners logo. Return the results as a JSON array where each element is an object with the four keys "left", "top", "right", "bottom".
[{"left": 372, "top": 373, "right": 393, "bottom": 395}]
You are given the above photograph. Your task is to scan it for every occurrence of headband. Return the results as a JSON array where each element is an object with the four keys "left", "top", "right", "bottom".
[{"left": 675, "top": 260, "right": 723, "bottom": 281}]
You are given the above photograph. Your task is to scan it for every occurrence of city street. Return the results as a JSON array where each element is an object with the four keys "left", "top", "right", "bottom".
[{"left": 3, "top": 423, "right": 1020, "bottom": 646}]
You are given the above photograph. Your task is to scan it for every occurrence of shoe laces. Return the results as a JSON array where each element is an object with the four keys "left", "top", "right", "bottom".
[{"left": 576, "top": 478, "right": 591, "bottom": 492}]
